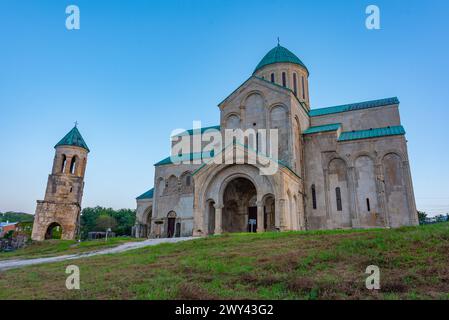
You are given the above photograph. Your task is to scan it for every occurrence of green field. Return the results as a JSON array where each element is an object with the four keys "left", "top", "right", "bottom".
[
  {"left": 0, "top": 237, "right": 141, "bottom": 260},
  {"left": 1, "top": 223, "right": 448, "bottom": 300}
]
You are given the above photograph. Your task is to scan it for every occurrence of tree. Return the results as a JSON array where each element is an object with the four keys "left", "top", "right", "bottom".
[
  {"left": 0, "top": 212, "right": 33, "bottom": 223},
  {"left": 417, "top": 211, "right": 427, "bottom": 225},
  {"left": 3, "top": 230, "right": 15, "bottom": 239},
  {"left": 95, "top": 215, "right": 117, "bottom": 232},
  {"left": 80, "top": 206, "right": 136, "bottom": 238}
]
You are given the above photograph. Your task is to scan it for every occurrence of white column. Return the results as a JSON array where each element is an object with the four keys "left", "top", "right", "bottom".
[
  {"left": 214, "top": 204, "right": 223, "bottom": 235},
  {"left": 256, "top": 201, "right": 264, "bottom": 233}
]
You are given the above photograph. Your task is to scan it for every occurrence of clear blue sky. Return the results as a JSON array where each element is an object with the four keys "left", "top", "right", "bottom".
[{"left": 1, "top": 0, "right": 448, "bottom": 216}]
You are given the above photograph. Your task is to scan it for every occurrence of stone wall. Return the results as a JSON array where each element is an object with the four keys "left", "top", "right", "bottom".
[
  {"left": 32, "top": 145, "right": 87, "bottom": 241},
  {"left": 32, "top": 201, "right": 80, "bottom": 240},
  {"left": 304, "top": 130, "right": 418, "bottom": 230}
]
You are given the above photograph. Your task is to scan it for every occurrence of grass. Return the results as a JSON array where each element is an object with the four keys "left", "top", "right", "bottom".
[
  {"left": 0, "top": 237, "right": 142, "bottom": 260},
  {"left": 0, "top": 223, "right": 448, "bottom": 300}
]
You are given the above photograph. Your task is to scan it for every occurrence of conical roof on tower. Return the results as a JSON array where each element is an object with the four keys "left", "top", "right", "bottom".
[{"left": 54, "top": 126, "right": 90, "bottom": 152}]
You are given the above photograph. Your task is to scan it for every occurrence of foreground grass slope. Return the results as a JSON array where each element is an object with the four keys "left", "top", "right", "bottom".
[
  {"left": 0, "top": 237, "right": 142, "bottom": 260},
  {"left": 1, "top": 223, "right": 448, "bottom": 300}
]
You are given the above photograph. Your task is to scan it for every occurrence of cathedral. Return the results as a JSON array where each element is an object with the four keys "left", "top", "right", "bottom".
[{"left": 134, "top": 44, "right": 418, "bottom": 239}]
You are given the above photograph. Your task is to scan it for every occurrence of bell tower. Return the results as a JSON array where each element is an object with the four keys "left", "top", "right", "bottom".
[{"left": 31, "top": 125, "right": 90, "bottom": 241}]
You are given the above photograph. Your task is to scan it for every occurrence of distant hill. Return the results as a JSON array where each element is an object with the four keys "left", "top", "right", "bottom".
[{"left": 0, "top": 212, "right": 34, "bottom": 223}]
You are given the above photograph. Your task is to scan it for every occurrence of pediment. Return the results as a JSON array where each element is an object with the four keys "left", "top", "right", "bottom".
[{"left": 218, "top": 76, "right": 293, "bottom": 110}]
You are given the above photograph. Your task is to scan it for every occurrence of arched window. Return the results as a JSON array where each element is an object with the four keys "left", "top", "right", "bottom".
[
  {"left": 157, "top": 178, "right": 165, "bottom": 197},
  {"left": 69, "top": 157, "right": 77, "bottom": 175},
  {"left": 225, "top": 114, "right": 240, "bottom": 129},
  {"left": 311, "top": 184, "right": 317, "bottom": 210},
  {"left": 256, "top": 132, "right": 260, "bottom": 152},
  {"left": 282, "top": 72, "right": 286, "bottom": 87},
  {"left": 293, "top": 73, "right": 298, "bottom": 96},
  {"left": 61, "top": 155, "right": 67, "bottom": 173},
  {"left": 166, "top": 175, "right": 178, "bottom": 194},
  {"left": 180, "top": 172, "right": 193, "bottom": 193},
  {"left": 336, "top": 187, "right": 342, "bottom": 211},
  {"left": 271, "top": 73, "right": 275, "bottom": 83},
  {"left": 301, "top": 76, "right": 306, "bottom": 100}
]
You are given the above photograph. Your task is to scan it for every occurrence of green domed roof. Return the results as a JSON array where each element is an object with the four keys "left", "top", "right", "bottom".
[
  {"left": 253, "top": 45, "right": 308, "bottom": 74},
  {"left": 55, "top": 126, "right": 90, "bottom": 152}
]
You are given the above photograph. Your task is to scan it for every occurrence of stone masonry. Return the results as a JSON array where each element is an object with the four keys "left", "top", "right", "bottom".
[{"left": 31, "top": 127, "right": 89, "bottom": 241}]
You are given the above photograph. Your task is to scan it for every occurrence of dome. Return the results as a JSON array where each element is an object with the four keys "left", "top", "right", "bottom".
[{"left": 253, "top": 45, "right": 308, "bottom": 74}]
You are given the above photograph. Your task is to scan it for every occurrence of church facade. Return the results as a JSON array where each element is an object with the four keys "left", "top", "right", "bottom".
[{"left": 135, "top": 44, "right": 418, "bottom": 239}]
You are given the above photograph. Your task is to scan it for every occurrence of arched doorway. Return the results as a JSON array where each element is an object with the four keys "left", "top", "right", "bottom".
[
  {"left": 144, "top": 207, "right": 152, "bottom": 238},
  {"left": 45, "top": 222, "right": 62, "bottom": 240},
  {"left": 167, "top": 211, "right": 176, "bottom": 238},
  {"left": 223, "top": 177, "right": 257, "bottom": 233},
  {"left": 207, "top": 200, "right": 216, "bottom": 235},
  {"left": 263, "top": 195, "right": 276, "bottom": 231}
]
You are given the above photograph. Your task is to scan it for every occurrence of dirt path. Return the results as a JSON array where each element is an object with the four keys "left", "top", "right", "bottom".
[{"left": 0, "top": 237, "right": 194, "bottom": 272}]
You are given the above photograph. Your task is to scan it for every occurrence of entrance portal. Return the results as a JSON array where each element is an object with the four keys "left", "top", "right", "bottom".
[
  {"left": 167, "top": 211, "right": 176, "bottom": 238},
  {"left": 223, "top": 177, "right": 257, "bottom": 233},
  {"left": 45, "top": 222, "right": 62, "bottom": 240}
]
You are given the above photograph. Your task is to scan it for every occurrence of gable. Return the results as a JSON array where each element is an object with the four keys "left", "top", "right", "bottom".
[{"left": 218, "top": 76, "right": 292, "bottom": 108}]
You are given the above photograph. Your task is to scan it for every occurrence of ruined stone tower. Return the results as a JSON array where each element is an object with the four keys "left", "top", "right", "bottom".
[{"left": 31, "top": 126, "right": 90, "bottom": 241}]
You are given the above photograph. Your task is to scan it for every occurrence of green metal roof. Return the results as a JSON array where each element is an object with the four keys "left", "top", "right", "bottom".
[
  {"left": 254, "top": 45, "right": 308, "bottom": 74},
  {"left": 175, "top": 125, "right": 220, "bottom": 137},
  {"left": 338, "top": 126, "right": 405, "bottom": 142},
  {"left": 309, "top": 97, "right": 400, "bottom": 117},
  {"left": 155, "top": 150, "right": 215, "bottom": 166},
  {"left": 136, "top": 188, "right": 154, "bottom": 200},
  {"left": 55, "top": 126, "right": 90, "bottom": 152},
  {"left": 303, "top": 123, "right": 341, "bottom": 135}
]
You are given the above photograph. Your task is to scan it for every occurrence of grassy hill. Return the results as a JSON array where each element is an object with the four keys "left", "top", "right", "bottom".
[{"left": 0, "top": 223, "right": 448, "bottom": 300}]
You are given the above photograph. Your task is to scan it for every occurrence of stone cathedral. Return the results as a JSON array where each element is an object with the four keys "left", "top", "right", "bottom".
[
  {"left": 135, "top": 44, "right": 418, "bottom": 239},
  {"left": 32, "top": 126, "right": 89, "bottom": 241}
]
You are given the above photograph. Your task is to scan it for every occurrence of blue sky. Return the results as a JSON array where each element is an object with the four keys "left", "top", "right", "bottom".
[{"left": 0, "top": 0, "right": 448, "bottom": 216}]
